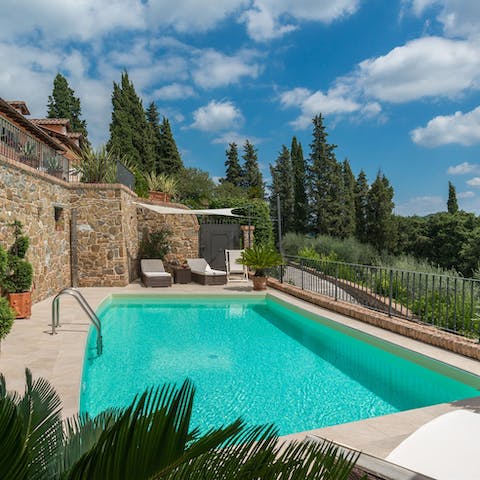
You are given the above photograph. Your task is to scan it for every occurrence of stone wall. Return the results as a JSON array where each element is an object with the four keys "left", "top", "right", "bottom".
[
  {"left": 0, "top": 155, "right": 200, "bottom": 302},
  {"left": 69, "top": 184, "right": 134, "bottom": 287},
  {"left": 0, "top": 156, "right": 71, "bottom": 302},
  {"left": 137, "top": 201, "right": 199, "bottom": 264}
]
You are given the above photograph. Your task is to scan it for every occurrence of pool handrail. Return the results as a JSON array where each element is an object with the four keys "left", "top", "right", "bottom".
[{"left": 51, "top": 287, "right": 103, "bottom": 355}]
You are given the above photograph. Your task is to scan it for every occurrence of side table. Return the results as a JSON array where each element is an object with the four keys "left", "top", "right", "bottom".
[{"left": 172, "top": 266, "right": 191, "bottom": 284}]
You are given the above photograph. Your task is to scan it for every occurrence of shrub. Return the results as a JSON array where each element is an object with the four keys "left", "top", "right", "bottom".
[
  {"left": 139, "top": 229, "right": 171, "bottom": 259},
  {"left": 9, "top": 221, "right": 29, "bottom": 259},
  {"left": 0, "top": 296, "right": 15, "bottom": 341},
  {"left": 298, "top": 246, "right": 321, "bottom": 260},
  {"left": 2, "top": 257, "right": 33, "bottom": 293},
  {"left": 0, "top": 244, "right": 7, "bottom": 279}
]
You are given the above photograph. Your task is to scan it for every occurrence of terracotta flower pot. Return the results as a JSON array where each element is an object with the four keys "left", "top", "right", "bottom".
[
  {"left": 148, "top": 191, "right": 171, "bottom": 203},
  {"left": 252, "top": 276, "right": 267, "bottom": 291},
  {"left": 8, "top": 292, "right": 32, "bottom": 319}
]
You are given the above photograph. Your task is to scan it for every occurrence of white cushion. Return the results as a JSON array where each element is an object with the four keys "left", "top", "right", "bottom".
[
  {"left": 386, "top": 410, "right": 480, "bottom": 480},
  {"left": 143, "top": 272, "right": 171, "bottom": 278}
]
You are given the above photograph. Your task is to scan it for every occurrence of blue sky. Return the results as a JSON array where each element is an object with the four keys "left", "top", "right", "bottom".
[{"left": 1, "top": 0, "right": 480, "bottom": 216}]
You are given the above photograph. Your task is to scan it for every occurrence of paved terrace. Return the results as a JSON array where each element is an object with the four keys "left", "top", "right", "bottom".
[{"left": 1, "top": 282, "right": 479, "bottom": 459}]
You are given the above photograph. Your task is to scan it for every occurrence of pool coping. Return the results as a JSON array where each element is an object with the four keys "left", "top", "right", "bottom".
[{"left": 1, "top": 281, "right": 479, "bottom": 459}]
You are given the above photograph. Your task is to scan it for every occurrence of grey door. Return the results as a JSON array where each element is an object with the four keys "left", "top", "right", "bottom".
[{"left": 199, "top": 224, "right": 241, "bottom": 270}]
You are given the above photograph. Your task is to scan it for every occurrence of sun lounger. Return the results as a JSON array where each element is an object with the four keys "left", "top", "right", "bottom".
[
  {"left": 140, "top": 259, "right": 172, "bottom": 287},
  {"left": 384, "top": 409, "right": 480, "bottom": 480},
  {"left": 225, "top": 249, "right": 248, "bottom": 282},
  {"left": 186, "top": 258, "right": 227, "bottom": 285},
  {"left": 307, "top": 409, "right": 480, "bottom": 480}
]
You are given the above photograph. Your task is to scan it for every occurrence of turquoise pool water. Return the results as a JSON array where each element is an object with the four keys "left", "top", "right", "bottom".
[{"left": 80, "top": 295, "right": 480, "bottom": 435}]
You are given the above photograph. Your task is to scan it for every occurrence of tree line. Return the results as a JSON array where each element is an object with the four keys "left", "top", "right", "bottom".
[
  {"left": 269, "top": 114, "right": 395, "bottom": 252},
  {"left": 47, "top": 72, "right": 183, "bottom": 182}
]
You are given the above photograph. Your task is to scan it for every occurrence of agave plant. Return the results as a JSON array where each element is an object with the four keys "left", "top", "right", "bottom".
[
  {"left": 144, "top": 172, "right": 179, "bottom": 196},
  {"left": 0, "top": 370, "right": 362, "bottom": 480},
  {"left": 74, "top": 146, "right": 117, "bottom": 183}
]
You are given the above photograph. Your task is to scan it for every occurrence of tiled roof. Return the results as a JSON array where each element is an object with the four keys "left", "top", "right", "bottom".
[
  {"left": 30, "top": 118, "right": 70, "bottom": 125},
  {"left": 0, "top": 98, "right": 65, "bottom": 152},
  {"left": 6, "top": 101, "right": 30, "bottom": 115},
  {"left": 67, "top": 132, "right": 82, "bottom": 138}
]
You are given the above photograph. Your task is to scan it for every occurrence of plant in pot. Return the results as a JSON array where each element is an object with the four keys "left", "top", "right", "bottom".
[
  {"left": 20, "top": 141, "right": 39, "bottom": 168},
  {"left": 2, "top": 221, "right": 33, "bottom": 319},
  {"left": 238, "top": 244, "right": 283, "bottom": 291},
  {"left": 44, "top": 156, "right": 64, "bottom": 178},
  {"left": 144, "top": 172, "right": 178, "bottom": 203}
]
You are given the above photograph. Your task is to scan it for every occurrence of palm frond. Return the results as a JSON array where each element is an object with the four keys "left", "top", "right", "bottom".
[
  {"left": 161, "top": 435, "right": 360, "bottom": 480},
  {"left": 0, "top": 396, "right": 29, "bottom": 480},
  {"left": 62, "top": 380, "right": 245, "bottom": 480}
]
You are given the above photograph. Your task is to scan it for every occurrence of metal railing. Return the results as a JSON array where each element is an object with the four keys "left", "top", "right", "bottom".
[
  {"left": 0, "top": 115, "right": 70, "bottom": 180},
  {"left": 272, "top": 256, "right": 480, "bottom": 340},
  {"left": 51, "top": 288, "right": 103, "bottom": 355}
]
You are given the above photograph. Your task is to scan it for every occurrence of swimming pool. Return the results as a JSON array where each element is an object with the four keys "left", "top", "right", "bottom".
[{"left": 80, "top": 294, "right": 480, "bottom": 435}]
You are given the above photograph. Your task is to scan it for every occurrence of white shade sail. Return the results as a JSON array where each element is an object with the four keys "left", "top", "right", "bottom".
[{"left": 136, "top": 202, "right": 242, "bottom": 217}]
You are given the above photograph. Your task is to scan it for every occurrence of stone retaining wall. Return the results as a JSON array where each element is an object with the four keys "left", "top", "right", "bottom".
[
  {"left": 0, "top": 155, "right": 199, "bottom": 301},
  {"left": 268, "top": 278, "right": 480, "bottom": 361},
  {"left": 0, "top": 156, "right": 71, "bottom": 302}
]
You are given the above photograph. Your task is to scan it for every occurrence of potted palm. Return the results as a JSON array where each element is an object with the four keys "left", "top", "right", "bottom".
[
  {"left": 1, "top": 221, "right": 33, "bottom": 318},
  {"left": 238, "top": 244, "right": 283, "bottom": 291},
  {"left": 144, "top": 172, "right": 178, "bottom": 202}
]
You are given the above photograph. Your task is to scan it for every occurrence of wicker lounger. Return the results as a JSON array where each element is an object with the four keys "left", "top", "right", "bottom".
[
  {"left": 140, "top": 259, "right": 172, "bottom": 287},
  {"left": 187, "top": 258, "right": 227, "bottom": 285}
]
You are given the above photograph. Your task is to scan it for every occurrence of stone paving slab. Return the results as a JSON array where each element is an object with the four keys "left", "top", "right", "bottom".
[{"left": 1, "top": 282, "right": 479, "bottom": 459}]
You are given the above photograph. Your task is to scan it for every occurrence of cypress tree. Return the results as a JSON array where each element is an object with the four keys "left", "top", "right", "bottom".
[
  {"left": 159, "top": 117, "right": 183, "bottom": 175},
  {"left": 223, "top": 142, "right": 243, "bottom": 187},
  {"left": 365, "top": 171, "right": 395, "bottom": 251},
  {"left": 447, "top": 181, "right": 459, "bottom": 214},
  {"left": 146, "top": 102, "right": 163, "bottom": 174},
  {"left": 354, "top": 170, "right": 369, "bottom": 243},
  {"left": 107, "top": 71, "right": 154, "bottom": 171},
  {"left": 242, "top": 140, "right": 264, "bottom": 199},
  {"left": 291, "top": 136, "right": 308, "bottom": 233},
  {"left": 47, "top": 73, "right": 88, "bottom": 140},
  {"left": 270, "top": 145, "right": 294, "bottom": 235},
  {"left": 308, "top": 114, "right": 344, "bottom": 236},
  {"left": 341, "top": 159, "right": 356, "bottom": 238}
]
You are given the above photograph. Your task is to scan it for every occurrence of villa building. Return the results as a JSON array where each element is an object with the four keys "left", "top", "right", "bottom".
[{"left": 0, "top": 98, "right": 83, "bottom": 181}]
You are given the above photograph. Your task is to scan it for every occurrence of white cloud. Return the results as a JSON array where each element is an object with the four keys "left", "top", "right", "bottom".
[
  {"left": 447, "top": 162, "right": 479, "bottom": 174},
  {"left": 279, "top": 35, "right": 480, "bottom": 129},
  {"left": 146, "top": 0, "right": 248, "bottom": 33},
  {"left": 458, "top": 190, "right": 475, "bottom": 198},
  {"left": 467, "top": 177, "right": 480, "bottom": 186},
  {"left": 354, "top": 37, "right": 480, "bottom": 103},
  {"left": 242, "top": 0, "right": 360, "bottom": 41},
  {"left": 193, "top": 50, "right": 261, "bottom": 89},
  {"left": 191, "top": 100, "right": 243, "bottom": 131},
  {"left": 411, "top": 105, "right": 480, "bottom": 146},
  {"left": 407, "top": 0, "right": 480, "bottom": 39},
  {"left": 0, "top": 0, "right": 145, "bottom": 42},
  {"left": 153, "top": 83, "right": 195, "bottom": 101},
  {"left": 280, "top": 86, "right": 363, "bottom": 129},
  {"left": 212, "top": 131, "right": 262, "bottom": 145},
  {"left": 394, "top": 195, "right": 445, "bottom": 216}
]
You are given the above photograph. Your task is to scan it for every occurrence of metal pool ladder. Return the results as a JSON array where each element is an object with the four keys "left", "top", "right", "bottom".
[{"left": 51, "top": 288, "right": 103, "bottom": 355}]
